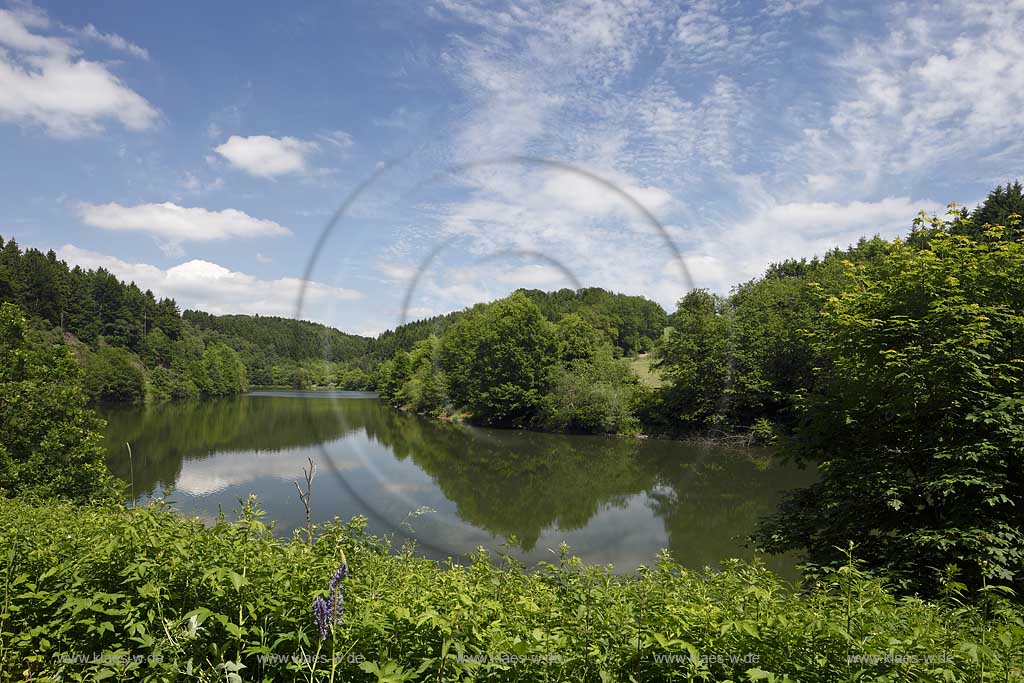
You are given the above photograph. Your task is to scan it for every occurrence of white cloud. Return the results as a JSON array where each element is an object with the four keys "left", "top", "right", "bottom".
[
  {"left": 78, "top": 201, "right": 291, "bottom": 251},
  {"left": 806, "top": 174, "right": 840, "bottom": 194},
  {"left": 809, "top": 0, "right": 1024, "bottom": 188},
  {"left": 0, "top": 6, "right": 65, "bottom": 53},
  {"left": 402, "top": 1, "right": 757, "bottom": 316},
  {"left": 180, "top": 173, "right": 201, "bottom": 192},
  {"left": 74, "top": 23, "right": 149, "bottom": 60},
  {"left": 213, "top": 135, "right": 318, "bottom": 178},
  {"left": 0, "top": 8, "right": 157, "bottom": 137},
  {"left": 764, "top": 0, "right": 821, "bottom": 16},
  {"left": 540, "top": 168, "right": 673, "bottom": 216},
  {"left": 57, "top": 244, "right": 363, "bottom": 324},
  {"left": 672, "top": 0, "right": 762, "bottom": 65},
  {"left": 318, "top": 129, "right": 353, "bottom": 152},
  {"left": 178, "top": 172, "right": 224, "bottom": 195},
  {"left": 685, "top": 193, "right": 944, "bottom": 292}
]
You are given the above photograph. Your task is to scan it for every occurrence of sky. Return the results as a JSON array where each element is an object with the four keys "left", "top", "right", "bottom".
[{"left": 1, "top": 0, "right": 1022, "bottom": 336}]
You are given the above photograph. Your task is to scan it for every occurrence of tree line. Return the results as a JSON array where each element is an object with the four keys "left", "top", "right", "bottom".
[{"left": 375, "top": 287, "right": 667, "bottom": 433}]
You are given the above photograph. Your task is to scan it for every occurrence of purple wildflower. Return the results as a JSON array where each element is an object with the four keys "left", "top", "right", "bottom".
[
  {"left": 312, "top": 553, "right": 349, "bottom": 640},
  {"left": 329, "top": 560, "right": 349, "bottom": 591},
  {"left": 312, "top": 595, "right": 330, "bottom": 640}
]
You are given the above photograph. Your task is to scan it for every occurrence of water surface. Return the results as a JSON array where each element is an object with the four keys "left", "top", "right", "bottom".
[{"left": 101, "top": 391, "right": 814, "bottom": 576}]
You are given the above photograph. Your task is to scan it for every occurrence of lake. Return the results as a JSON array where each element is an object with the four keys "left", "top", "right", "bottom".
[{"left": 100, "top": 390, "right": 815, "bottom": 577}]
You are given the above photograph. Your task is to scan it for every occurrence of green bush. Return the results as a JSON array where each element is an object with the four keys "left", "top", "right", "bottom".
[
  {"left": 440, "top": 293, "right": 557, "bottom": 426},
  {"left": 200, "top": 342, "right": 248, "bottom": 396},
  {"left": 0, "top": 497, "right": 1020, "bottom": 682},
  {"left": 146, "top": 365, "right": 199, "bottom": 401},
  {"left": 542, "top": 353, "right": 640, "bottom": 434},
  {"left": 83, "top": 344, "right": 147, "bottom": 403}
]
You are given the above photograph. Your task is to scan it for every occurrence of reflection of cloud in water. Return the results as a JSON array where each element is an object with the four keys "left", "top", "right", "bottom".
[
  {"left": 389, "top": 495, "right": 668, "bottom": 569},
  {"left": 175, "top": 440, "right": 365, "bottom": 496},
  {"left": 381, "top": 482, "right": 430, "bottom": 495},
  {"left": 523, "top": 495, "right": 669, "bottom": 568}
]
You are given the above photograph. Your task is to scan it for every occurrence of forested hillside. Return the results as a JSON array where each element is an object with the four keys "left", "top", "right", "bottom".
[
  {"left": 373, "top": 287, "right": 670, "bottom": 432},
  {"left": 0, "top": 234, "right": 670, "bottom": 401},
  {"left": 0, "top": 239, "right": 250, "bottom": 401},
  {"left": 183, "top": 311, "right": 368, "bottom": 362},
  {"left": 369, "top": 287, "right": 667, "bottom": 361},
  {"left": 0, "top": 240, "right": 377, "bottom": 400}
]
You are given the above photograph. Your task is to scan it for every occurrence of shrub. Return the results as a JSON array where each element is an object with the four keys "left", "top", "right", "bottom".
[
  {"left": 146, "top": 365, "right": 199, "bottom": 401},
  {"left": 83, "top": 344, "right": 147, "bottom": 403},
  {"left": 200, "top": 342, "right": 248, "bottom": 396},
  {"left": 542, "top": 353, "right": 640, "bottom": 434}
]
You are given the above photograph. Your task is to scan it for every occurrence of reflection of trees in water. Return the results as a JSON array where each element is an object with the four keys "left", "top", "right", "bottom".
[
  {"left": 640, "top": 450, "right": 818, "bottom": 573},
  {"left": 366, "top": 414, "right": 657, "bottom": 550},
  {"left": 100, "top": 396, "right": 377, "bottom": 496},
  {"left": 103, "top": 397, "right": 814, "bottom": 572},
  {"left": 364, "top": 412, "right": 814, "bottom": 569}
]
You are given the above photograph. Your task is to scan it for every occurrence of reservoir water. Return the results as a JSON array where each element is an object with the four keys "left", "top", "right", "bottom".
[{"left": 100, "top": 390, "right": 814, "bottom": 577}]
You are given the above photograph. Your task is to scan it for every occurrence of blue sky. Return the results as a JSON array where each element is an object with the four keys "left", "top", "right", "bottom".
[{"left": 1, "top": 0, "right": 1021, "bottom": 335}]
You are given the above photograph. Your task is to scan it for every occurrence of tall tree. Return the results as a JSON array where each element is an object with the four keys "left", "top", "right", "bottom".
[
  {"left": 441, "top": 292, "right": 557, "bottom": 425},
  {"left": 0, "top": 303, "right": 119, "bottom": 502},
  {"left": 971, "top": 180, "right": 1024, "bottom": 238},
  {"left": 657, "top": 289, "right": 732, "bottom": 429},
  {"left": 757, "top": 214, "right": 1024, "bottom": 593}
]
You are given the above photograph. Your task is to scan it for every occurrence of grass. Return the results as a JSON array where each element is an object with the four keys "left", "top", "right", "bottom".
[{"left": 630, "top": 354, "right": 664, "bottom": 389}]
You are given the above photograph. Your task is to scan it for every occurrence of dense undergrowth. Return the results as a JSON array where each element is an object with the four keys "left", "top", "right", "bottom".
[{"left": 1, "top": 497, "right": 1021, "bottom": 682}]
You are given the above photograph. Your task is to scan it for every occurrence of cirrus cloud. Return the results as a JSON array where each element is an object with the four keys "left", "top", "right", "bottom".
[{"left": 73, "top": 23, "right": 149, "bottom": 60}]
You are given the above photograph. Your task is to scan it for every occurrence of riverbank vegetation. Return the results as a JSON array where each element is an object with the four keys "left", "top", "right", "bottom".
[
  {"left": 375, "top": 289, "right": 664, "bottom": 434},
  {"left": 2, "top": 496, "right": 1021, "bottom": 682},
  {"left": 371, "top": 183, "right": 1024, "bottom": 596}
]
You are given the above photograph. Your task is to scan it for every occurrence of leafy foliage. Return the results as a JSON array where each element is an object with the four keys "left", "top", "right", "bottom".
[
  {"left": 542, "top": 351, "right": 641, "bottom": 434},
  {"left": 369, "top": 288, "right": 667, "bottom": 362},
  {"left": 83, "top": 345, "right": 148, "bottom": 403},
  {"left": 0, "top": 302, "right": 119, "bottom": 502},
  {"left": 377, "top": 291, "right": 664, "bottom": 432},
  {"left": 654, "top": 237, "right": 892, "bottom": 437},
  {"left": 657, "top": 290, "right": 732, "bottom": 429},
  {"left": 758, "top": 210, "right": 1024, "bottom": 594},
  {"left": 199, "top": 342, "right": 249, "bottom": 396},
  {"left": 440, "top": 293, "right": 557, "bottom": 425},
  {"left": 1, "top": 497, "right": 1020, "bottom": 682}
]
